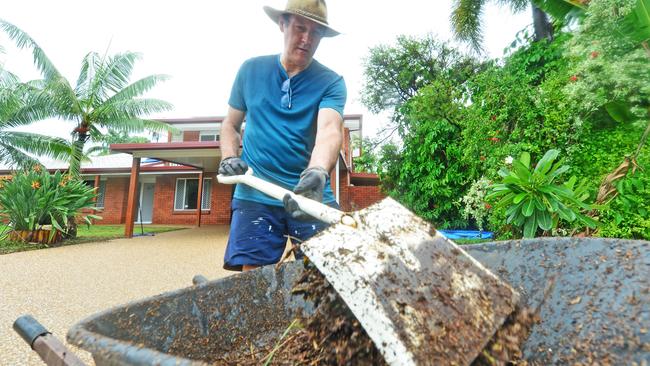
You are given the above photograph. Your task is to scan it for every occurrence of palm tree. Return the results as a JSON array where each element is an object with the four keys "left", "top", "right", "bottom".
[
  {"left": 451, "top": 0, "right": 585, "bottom": 52},
  {"left": 0, "top": 19, "right": 173, "bottom": 176},
  {"left": 0, "top": 56, "right": 71, "bottom": 169}
]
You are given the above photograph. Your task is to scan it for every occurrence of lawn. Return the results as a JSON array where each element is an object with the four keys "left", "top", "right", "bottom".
[{"left": 0, "top": 225, "right": 188, "bottom": 255}]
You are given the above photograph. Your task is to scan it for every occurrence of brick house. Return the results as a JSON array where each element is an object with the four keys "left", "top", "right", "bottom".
[{"left": 2, "top": 115, "right": 385, "bottom": 237}]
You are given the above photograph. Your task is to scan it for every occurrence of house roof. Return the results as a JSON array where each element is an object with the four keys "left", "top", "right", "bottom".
[
  {"left": 0, "top": 153, "right": 198, "bottom": 176},
  {"left": 110, "top": 141, "right": 221, "bottom": 171}
]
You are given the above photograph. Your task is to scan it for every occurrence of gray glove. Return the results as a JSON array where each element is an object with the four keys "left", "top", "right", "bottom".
[
  {"left": 283, "top": 166, "right": 329, "bottom": 220},
  {"left": 218, "top": 157, "right": 248, "bottom": 176}
]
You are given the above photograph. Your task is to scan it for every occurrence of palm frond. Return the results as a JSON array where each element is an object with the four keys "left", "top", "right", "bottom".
[
  {"left": 88, "top": 52, "right": 141, "bottom": 107},
  {"left": 0, "top": 140, "right": 39, "bottom": 169},
  {"left": 96, "top": 117, "right": 173, "bottom": 135},
  {"left": 103, "top": 74, "right": 171, "bottom": 104},
  {"left": 0, "top": 131, "right": 71, "bottom": 161},
  {"left": 91, "top": 98, "right": 173, "bottom": 123},
  {"left": 0, "top": 19, "right": 63, "bottom": 83},
  {"left": 451, "top": 0, "right": 488, "bottom": 52},
  {"left": 496, "top": 0, "right": 529, "bottom": 12},
  {"left": 531, "top": 0, "right": 585, "bottom": 21},
  {"left": 75, "top": 51, "right": 101, "bottom": 101}
]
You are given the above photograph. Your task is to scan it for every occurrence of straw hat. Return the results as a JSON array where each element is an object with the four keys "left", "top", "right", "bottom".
[{"left": 264, "top": 0, "right": 340, "bottom": 37}]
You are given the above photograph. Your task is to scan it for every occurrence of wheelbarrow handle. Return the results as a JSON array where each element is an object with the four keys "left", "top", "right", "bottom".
[
  {"left": 217, "top": 168, "right": 356, "bottom": 227},
  {"left": 13, "top": 315, "right": 87, "bottom": 366}
]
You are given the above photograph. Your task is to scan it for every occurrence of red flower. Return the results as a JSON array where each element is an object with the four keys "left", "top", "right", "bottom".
[
  {"left": 569, "top": 75, "right": 579, "bottom": 82},
  {"left": 480, "top": 156, "right": 486, "bottom": 161},
  {"left": 490, "top": 115, "right": 497, "bottom": 121},
  {"left": 590, "top": 51, "right": 599, "bottom": 59},
  {"left": 489, "top": 137, "right": 500, "bottom": 143},
  {"left": 484, "top": 203, "right": 492, "bottom": 210}
]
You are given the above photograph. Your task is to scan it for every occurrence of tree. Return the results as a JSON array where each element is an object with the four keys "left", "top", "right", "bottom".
[
  {"left": 450, "top": 0, "right": 585, "bottom": 52},
  {"left": 361, "top": 35, "right": 482, "bottom": 135},
  {"left": 0, "top": 19, "right": 173, "bottom": 176},
  {"left": 0, "top": 56, "right": 70, "bottom": 168},
  {"left": 563, "top": 0, "right": 650, "bottom": 204}
]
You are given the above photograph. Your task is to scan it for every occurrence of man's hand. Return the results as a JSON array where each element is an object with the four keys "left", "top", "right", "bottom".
[
  {"left": 218, "top": 157, "right": 248, "bottom": 176},
  {"left": 283, "top": 166, "right": 328, "bottom": 220}
]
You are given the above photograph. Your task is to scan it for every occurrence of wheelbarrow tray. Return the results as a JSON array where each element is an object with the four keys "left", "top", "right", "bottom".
[{"left": 67, "top": 237, "right": 650, "bottom": 365}]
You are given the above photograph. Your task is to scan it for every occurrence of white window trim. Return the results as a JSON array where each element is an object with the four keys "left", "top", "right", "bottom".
[
  {"left": 95, "top": 181, "right": 107, "bottom": 209},
  {"left": 199, "top": 130, "right": 218, "bottom": 142},
  {"left": 174, "top": 178, "right": 211, "bottom": 211}
]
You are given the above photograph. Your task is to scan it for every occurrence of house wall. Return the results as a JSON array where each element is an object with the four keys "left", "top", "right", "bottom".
[
  {"left": 98, "top": 177, "right": 130, "bottom": 224},
  {"left": 151, "top": 175, "right": 232, "bottom": 225},
  {"left": 348, "top": 186, "right": 385, "bottom": 210}
]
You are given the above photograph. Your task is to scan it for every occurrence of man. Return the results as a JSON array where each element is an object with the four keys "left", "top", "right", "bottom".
[{"left": 219, "top": 0, "right": 346, "bottom": 271}]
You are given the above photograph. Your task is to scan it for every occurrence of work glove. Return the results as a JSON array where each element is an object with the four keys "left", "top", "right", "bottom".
[
  {"left": 218, "top": 157, "right": 248, "bottom": 176},
  {"left": 283, "top": 166, "right": 328, "bottom": 220}
]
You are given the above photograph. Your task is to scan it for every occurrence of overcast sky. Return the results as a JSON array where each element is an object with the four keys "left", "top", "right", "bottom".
[{"left": 1, "top": 0, "right": 531, "bottom": 140}]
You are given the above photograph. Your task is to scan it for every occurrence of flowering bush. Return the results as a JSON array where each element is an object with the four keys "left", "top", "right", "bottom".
[
  {"left": 0, "top": 168, "right": 100, "bottom": 241},
  {"left": 460, "top": 178, "right": 492, "bottom": 231}
]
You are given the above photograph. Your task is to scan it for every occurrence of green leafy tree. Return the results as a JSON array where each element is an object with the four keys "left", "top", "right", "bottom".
[
  {"left": 380, "top": 77, "right": 471, "bottom": 228},
  {"left": 361, "top": 35, "right": 482, "bottom": 135},
  {"left": 351, "top": 136, "right": 379, "bottom": 173},
  {"left": 0, "top": 19, "right": 173, "bottom": 176}
]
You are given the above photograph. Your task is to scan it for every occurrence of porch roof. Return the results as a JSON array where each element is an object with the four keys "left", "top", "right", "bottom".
[{"left": 110, "top": 141, "right": 221, "bottom": 172}]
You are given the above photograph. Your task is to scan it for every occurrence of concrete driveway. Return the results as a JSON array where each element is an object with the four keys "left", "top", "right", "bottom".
[{"left": 0, "top": 226, "right": 234, "bottom": 365}]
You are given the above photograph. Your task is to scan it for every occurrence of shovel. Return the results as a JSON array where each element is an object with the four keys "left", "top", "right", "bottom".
[{"left": 218, "top": 169, "right": 520, "bottom": 365}]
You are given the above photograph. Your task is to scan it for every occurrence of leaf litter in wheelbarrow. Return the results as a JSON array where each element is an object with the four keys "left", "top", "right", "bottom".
[{"left": 211, "top": 262, "right": 539, "bottom": 366}]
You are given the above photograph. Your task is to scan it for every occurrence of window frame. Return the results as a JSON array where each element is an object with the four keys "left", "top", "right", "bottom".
[{"left": 174, "top": 177, "right": 211, "bottom": 211}]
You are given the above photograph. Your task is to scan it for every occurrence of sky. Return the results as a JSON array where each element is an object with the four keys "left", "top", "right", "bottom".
[{"left": 1, "top": 0, "right": 532, "bottom": 140}]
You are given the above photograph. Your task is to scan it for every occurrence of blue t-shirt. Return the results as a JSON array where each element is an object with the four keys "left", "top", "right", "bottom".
[{"left": 228, "top": 54, "right": 347, "bottom": 206}]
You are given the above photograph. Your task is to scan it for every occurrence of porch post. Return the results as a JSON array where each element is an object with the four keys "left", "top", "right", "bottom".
[
  {"left": 124, "top": 157, "right": 141, "bottom": 238},
  {"left": 93, "top": 175, "right": 101, "bottom": 225},
  {"left": 196, "top": 171, "right": 204, "bottom": 227}
]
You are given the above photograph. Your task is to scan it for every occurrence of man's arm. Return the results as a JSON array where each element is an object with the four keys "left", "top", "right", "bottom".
[
  {"left": 308, "top": 108, "right": 343, "bottom": 172},
  {"left": 220, "top": 107, "right": 246, "bottom": 159}
]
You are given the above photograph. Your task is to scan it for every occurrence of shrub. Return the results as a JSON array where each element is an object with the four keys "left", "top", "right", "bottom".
[
  {"left": 0, "top": 168, "right": 100, "bottom": 241},
  {"left": 487, "top": 150, "right": 597, "bottom": 238}
]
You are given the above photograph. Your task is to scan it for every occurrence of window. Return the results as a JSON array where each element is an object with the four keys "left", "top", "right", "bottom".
[
  {"left": 83, "top": 180, "right": 107, "bottom": 208},
  {"left": 174, "top": 178, "right": 211, "bottom": 210},
  {"left": 199, "top": 131, "right": 219, "bottom": 142}
]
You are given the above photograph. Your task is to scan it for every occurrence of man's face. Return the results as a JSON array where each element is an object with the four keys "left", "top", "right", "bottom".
[{"left": 280, "top": 15, "right": 325, "bottom": 69}]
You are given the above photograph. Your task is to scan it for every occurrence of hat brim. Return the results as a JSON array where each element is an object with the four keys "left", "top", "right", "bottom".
[{"left": 263, "top": 6, "right": 340, "bottom": 37}]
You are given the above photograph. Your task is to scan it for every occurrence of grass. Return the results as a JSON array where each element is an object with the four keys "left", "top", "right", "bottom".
[
  {"left": 0, "top": 224, "right": 188, "bottom": 255},
  {"left": 455, "top": 238, "right": 495, "bottom": 245}
]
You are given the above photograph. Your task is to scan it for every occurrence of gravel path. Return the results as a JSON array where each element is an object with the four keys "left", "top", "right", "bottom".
[{"left": 0, "top": 226, "right": 234, "bottom": 365}]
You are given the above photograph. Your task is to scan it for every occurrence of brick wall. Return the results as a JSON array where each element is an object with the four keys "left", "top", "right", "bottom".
[
  {"left": 98, "top": 177, "right": 129, "bottom": 224},
  {"left": 348, "top": 186, "right": 385, "bottom": 211},
  {"left": 151, "top": 175, "right": 232, "bottom": 225}
]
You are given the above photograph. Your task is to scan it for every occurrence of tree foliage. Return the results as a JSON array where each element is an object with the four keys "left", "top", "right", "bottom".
[
  {"left": 0, "top": 19, "right": 174, "bottom": 176},
  {"left": 361, "top": 35, "right": 482, "bottom": 134}
]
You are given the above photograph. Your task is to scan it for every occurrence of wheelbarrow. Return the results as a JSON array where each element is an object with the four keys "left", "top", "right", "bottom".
[{"left": 15, "top": 237, "right": 649, "bottom": 365}]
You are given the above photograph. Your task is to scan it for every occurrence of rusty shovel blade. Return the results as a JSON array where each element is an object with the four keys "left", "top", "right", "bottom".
[{"left": 301, "top": 198, "right": 520, "bottom": 366}]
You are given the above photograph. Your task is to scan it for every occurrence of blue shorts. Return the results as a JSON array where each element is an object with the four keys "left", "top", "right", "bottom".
[{"left": 223, "top": 198, "right": 339, "bottom": 271}]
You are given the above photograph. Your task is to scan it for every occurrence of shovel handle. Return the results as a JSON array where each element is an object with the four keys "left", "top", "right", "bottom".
[{"left": 217, "top": 169, "right": 356, "bottom": 227}]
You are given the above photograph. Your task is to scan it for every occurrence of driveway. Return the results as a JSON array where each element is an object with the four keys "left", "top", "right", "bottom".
[{"left": 0, "top": 226, "right": 234, "bottom": 365}]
